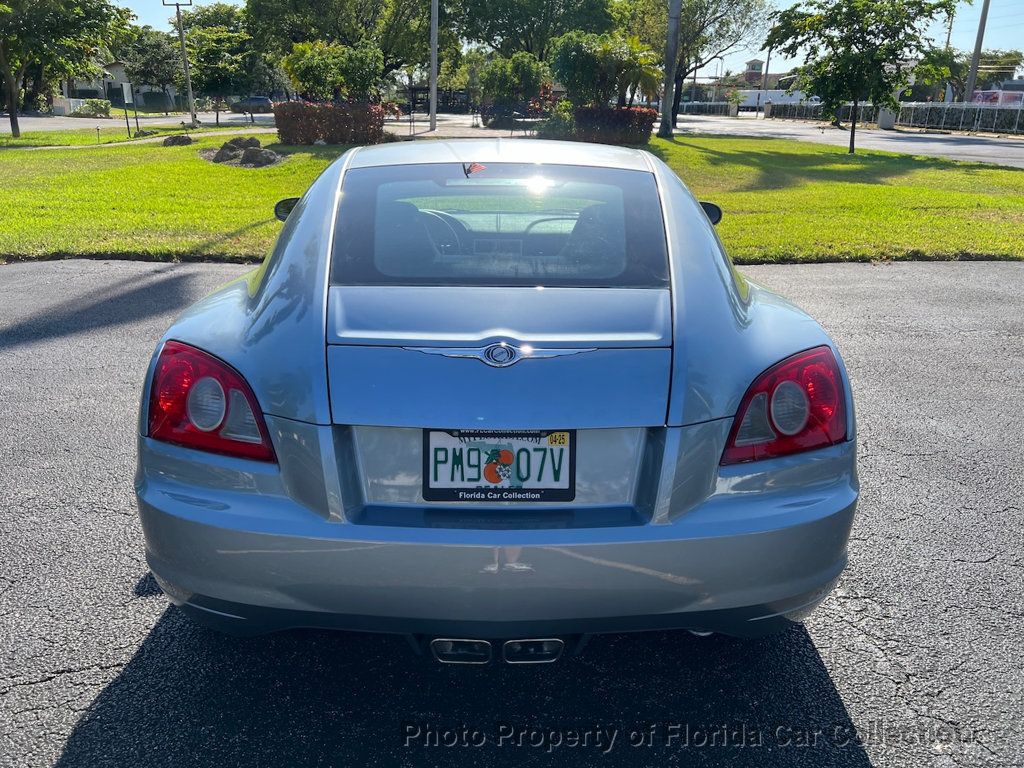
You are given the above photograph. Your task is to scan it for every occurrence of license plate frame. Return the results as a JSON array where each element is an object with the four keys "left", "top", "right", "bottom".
[{"left": 422, "top": 429, "right": 576, "bottom": 502}]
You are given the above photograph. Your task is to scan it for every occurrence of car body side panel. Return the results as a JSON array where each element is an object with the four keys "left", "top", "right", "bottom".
[
  {"left": 144, "top": 152, "right": 352, "bottom": 427},
  {"left": 651, "top": 158, "right": 838, "bottom": 427}
]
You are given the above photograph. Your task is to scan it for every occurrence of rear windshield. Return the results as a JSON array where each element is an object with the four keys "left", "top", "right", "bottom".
[{"left": 330, "top": 162, "right": 668, "bottom": 288}]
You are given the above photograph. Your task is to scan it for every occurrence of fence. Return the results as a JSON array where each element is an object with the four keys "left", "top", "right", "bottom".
[
  {"left": 678, "top": 101, "right": 730, "bottom": 116},
  {"left": 896, "top": 102, "right": 1024, "bottom": 135},
  {"left": 767, "top": 102, "right": 878, "bottom": 123}
]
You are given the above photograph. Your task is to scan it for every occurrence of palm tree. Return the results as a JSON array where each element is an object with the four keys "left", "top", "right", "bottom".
[{"left": 618, "top": 36, "right": 661, "bottom": 107}]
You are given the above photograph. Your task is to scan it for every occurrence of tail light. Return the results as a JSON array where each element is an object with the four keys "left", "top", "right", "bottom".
[
  {"left": 147, "top": 341, "right": 276, "bottom": 462},
  {"left": 721, "top": 346, "right": 847, "bottom": 465}
]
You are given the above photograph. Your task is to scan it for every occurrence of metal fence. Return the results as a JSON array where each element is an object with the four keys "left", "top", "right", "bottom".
[
  {"left": 678, "top": 101, "right": 730, "bottom": 116},
  {"left": 767, "top": 102, "right": 878, "bottom": 123},
  {"left": 896, "top": 102, "right": 1024, "bottom": 135}
]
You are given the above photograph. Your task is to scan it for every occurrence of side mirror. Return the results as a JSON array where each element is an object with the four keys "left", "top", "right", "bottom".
[
  {"left": 274, "top": 197, "right": 300, "bottom": 222},
  {"left": 700, "top": 201, "right": 722, "bottom": 225}
]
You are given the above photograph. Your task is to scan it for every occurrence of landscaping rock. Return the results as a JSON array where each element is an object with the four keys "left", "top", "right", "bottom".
[
  {"left": 162, "top": 134, "right": 194, "bottom": 146},
  {"left": 225, "top": 136, "right": 261, "bottom": 150},
  {"left": 239, "top": 147, "right": 280, "bottom": 167},
  {"left": 212, "top": 145, "right": 243, "bottom": 163}
]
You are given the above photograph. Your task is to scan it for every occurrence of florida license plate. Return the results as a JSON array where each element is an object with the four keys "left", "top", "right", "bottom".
[{"left": 422, "top": 430, "right": 576, "bottom": 502}]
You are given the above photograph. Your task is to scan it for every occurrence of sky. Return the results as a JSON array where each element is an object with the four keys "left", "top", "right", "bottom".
[{"left": 117, "top": 0, "right": 1024, "bottom": 85}]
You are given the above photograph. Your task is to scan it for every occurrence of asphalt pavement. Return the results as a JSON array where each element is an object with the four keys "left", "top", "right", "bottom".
[
  {"left": 673, "top": 113, "right": 1024, "bottom": 169},
  {"left": 0, "top": 259, "right": 1021, "bottom": 767}
]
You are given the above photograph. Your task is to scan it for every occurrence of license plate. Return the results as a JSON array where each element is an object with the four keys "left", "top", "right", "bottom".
[{"left": 422, "top": 430, "right": 576, "bottom": 502}]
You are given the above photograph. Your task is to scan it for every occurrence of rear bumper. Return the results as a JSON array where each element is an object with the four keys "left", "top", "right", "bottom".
[
  {"left": 164, "top": 571, "right": 844, "bottom": 639},
  {"left": 138, "top": 485, "right": 855, "bottom": 639}
]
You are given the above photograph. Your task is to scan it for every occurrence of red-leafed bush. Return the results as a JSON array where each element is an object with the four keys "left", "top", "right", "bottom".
[
  {"left": 571, "top": 106, "right": 658, "bottom": 144},
  {"left": 274, "top": 101, "right": 386, "bottom": 145}
]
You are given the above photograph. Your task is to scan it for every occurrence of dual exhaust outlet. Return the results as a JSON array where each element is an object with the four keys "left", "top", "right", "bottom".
[{"left": 431, "top": 637, "right": 564, "bottom": 664}]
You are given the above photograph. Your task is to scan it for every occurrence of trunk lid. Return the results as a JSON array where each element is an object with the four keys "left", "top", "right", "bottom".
[{"left": 326, "top": 286, "right": 672, "bottom": 429}]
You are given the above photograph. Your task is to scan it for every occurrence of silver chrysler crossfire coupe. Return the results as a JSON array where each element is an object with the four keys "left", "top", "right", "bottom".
[{"left": 136, "top": 139, "right": 857, "bottom": 664}]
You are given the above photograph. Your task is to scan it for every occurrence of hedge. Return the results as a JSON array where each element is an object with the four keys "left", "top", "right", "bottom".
[
  {"left": 571, "top": 106, "right": 658, "bottom": 144},
  {"left": 274, "top": 101, "right": 386, "bottom": 145}
]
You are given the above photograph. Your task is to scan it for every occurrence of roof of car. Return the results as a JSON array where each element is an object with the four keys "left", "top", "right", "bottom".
[{"left": 346, "top": 139, "right": 654, "bottom": 172}]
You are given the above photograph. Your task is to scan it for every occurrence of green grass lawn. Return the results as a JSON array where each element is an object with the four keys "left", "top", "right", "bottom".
[
  {"left": 0, "top": 133, "right": 1021, "bottom": 262},
  {"left": 0, "top": 124, "right": 253, "bottom": 149},
  {"left": 650, "top": 136, "right": 1024, "bottom": 262}
]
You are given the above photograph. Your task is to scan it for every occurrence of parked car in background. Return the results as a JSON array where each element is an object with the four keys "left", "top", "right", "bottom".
[
  {"left": 231, "top": 96, "right": 273, "bottom": 113},
  {"left": 135, "top": 139, "right": 858, "bottom": 665}
]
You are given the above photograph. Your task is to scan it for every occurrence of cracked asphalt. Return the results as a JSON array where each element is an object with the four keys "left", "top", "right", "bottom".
[{"left": 0, "top": 259, "right": 1021, "bottom": 768}]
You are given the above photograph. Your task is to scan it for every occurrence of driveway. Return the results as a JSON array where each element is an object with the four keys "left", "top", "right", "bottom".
[
  {"left": 672, "top": 113, "right": 1024, "bottom": 169},
  {"left": 0, "top": 260, "right": 1021, "bottom": 767}
]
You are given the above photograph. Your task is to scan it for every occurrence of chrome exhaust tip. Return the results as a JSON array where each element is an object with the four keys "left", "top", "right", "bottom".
[
  {"left": 430, "top": 638, "right": 492, "bottom": 664},
  {"left": 502, "top": 638, "right": 564, "bottom": 664}
]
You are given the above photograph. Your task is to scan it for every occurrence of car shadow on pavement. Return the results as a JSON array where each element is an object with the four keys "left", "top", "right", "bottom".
[
  {"left": 54, "top": 600, "right": 874, "bottom": 768},
  {"left": 0, "top": 268, "right": 198, "bottom": 354}
]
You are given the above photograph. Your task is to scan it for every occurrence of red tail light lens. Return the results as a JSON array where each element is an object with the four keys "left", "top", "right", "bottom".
[
  {"left": 147, "top": 341, "right": 276, "bottom": 462},
  {"left": 721, "top": 346, "right": 847, "bottom": 465}
]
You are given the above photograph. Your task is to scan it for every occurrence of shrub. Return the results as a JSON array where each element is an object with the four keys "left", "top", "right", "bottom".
[
  {"left": 537, "top": 99, "right": 575, "bottom": 139},
  {"left": 70, "top": 99, "right": 112, "bottom": 118},
  {"left": 571, "top": 106, "right": 658, "bottom": 144},
  {"left": 274, "top": 101, "right": 386, "bottom": 145}
]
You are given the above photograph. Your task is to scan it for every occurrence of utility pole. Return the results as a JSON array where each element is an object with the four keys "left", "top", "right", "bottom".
[
  {"left": 964, "top": 0, "right": 992, "bottom": 102},
  {"left": 429, "top": 0, "right": 438, "bottom": 131},
  {"left": 658, "top": 0, "right": 683, "bottom": 138},
  {"left": 943, "top": 9, "right": 955, "bottom": 102},
  {"left": 164, "top": 0, "right": 196, "bottom": 123}
]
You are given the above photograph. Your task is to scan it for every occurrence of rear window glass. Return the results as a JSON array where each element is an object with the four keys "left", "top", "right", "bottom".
[{"left": 330, "top": 162, "right": 668, "bottom": 288}]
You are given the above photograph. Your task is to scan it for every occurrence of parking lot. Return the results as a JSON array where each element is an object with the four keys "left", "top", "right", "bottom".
[{"left": 0, "top": 259, "right": 1021, "bottom": 767}]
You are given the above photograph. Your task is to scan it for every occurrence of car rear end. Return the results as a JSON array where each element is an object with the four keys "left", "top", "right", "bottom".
[{"left": 135, "top": 143, "right": 857, "bottom": 655}]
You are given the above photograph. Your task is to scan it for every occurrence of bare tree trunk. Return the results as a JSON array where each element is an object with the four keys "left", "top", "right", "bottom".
[
  {"left": 657, "top": 0, "right": 682, "bottom": 138},
  {"left": 671, "top": 69, "right": 685, "bottom": 126},
  {"left": 848, "top": 99, "right": 858, "bottom": 154},
  {"left": 0, "top": 43, "right": 21, "bottom": 137}
]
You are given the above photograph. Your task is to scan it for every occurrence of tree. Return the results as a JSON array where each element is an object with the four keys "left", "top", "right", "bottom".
[
  {"left": 246, "top": 0, "right": 449, "bottom": 76},
  {"left": 0, "top": 0, "right": 130, "bottom": 136},
  {"left": 617, "top": 0, "right": 771, "bottom": 127},
  {"left": 657, "top": 0, "right": 682, "bottom": 137},
  {"left": 122, "top": 26, "right": 180, "bottom": 113},
  {"left": 454, "top": 0, "right": 613, "bottom": 60},
  {"left": 438, "top": 46, "right": 488, "bottom": 108},
  {"left": 177, "top": 2, "right": 246, "bottom": 34},
  {"left": 337, "top": 40, "right": 385, "bottom": 100},
  {"left": 550, "top": 31, "right": 660, "bottom": 108},
  {"left": 480, "top": 51, "right": 548, "bottom": 111},
  {"left": 187, "top": 25, "right": 250, "bottom": 124},
  {"left": 281, "top": 39, "right": 385, "bottom": 101},
  {"left": 910, "top": 48, "right": 1023, "bottom": 101},
  {"left": 282, "top": 41, "right": 345, "bottom": 101},
  {"left": 618, "top": 35, "right": 661, "bottom": 106},
  {"left": 767, "top": 0, "right": 956, "bottom": 153}
]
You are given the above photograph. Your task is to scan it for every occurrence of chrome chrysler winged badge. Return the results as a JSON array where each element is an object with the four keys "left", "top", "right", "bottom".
[{"left": 405, "top": 342, "right": 597, "bottom": 368}]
